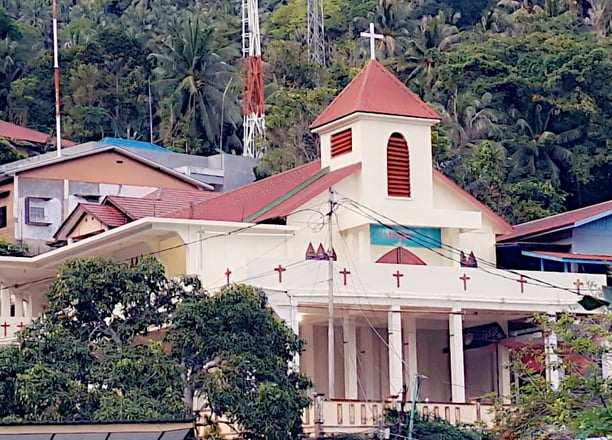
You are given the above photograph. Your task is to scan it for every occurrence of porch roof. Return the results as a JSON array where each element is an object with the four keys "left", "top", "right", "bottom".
[{"left": 522, "top": 250, "right": 612, "bottom": 265}]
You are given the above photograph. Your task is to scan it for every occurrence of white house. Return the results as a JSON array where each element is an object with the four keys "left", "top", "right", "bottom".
[{"left": 0, "top": 60, "right": 605, "bottom": 435}]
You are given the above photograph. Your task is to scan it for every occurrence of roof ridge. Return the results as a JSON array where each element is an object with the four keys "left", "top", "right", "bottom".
[
  {"left": 514, "top": 199, "right": 612, "bottom": 228},
  {"left": 244, "top": 167, "right": 330, "bottom": 222}
]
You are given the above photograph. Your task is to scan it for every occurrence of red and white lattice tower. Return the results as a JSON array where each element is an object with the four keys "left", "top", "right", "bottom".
[{"left": 242, "top": 0, "right": 265, "bottom": 158}]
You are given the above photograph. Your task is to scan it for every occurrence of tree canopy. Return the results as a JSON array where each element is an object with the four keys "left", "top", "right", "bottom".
[
  {"left": 0, "top": 256, "right": 310, "bottom": 439},
  {"left": 0, "top": 0, "right": 609, "bottom": 222}
]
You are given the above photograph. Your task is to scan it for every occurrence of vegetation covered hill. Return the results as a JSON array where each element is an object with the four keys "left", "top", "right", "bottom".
[{"left": 0, "top": 0, "right": 610, "bottom": 223}]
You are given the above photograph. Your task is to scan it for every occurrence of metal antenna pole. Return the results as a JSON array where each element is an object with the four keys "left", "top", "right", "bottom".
[
  {"left": 220, "top": 77, "right": 233, "bottom": 153},
  {"left": 307, "top": 0, "right": 326, "bottom": 65},
  {"left": 327, "top": 188, "right": 335, "bottom": 399},
  {"left": 148, "top": 80, "right": 154, "bottom": 144},
  {"left": 52, "top": 0, "right": 62, "bottom": 157}
]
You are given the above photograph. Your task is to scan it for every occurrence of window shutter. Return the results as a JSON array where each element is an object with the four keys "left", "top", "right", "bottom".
[
  {"left": 387, "top": 133, "right": 411, "bottom": 197},
  {"left": 331, "top": 128, "right": 352, "bottom": 157}
]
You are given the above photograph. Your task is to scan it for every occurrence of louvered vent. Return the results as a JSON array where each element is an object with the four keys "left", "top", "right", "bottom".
[
  {"left": 330, "top": 128, "right": 352, "bottom": 157},
  {"left": 387, "top": 133, "right": 411, "bottom": 197}
]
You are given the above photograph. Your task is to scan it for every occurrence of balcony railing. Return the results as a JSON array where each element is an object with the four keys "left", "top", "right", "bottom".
[{"left": 302, "top": 400, "right": 496, "bottom": 435}]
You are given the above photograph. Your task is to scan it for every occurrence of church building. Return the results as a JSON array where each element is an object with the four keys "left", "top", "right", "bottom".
[{"left": 0, "top": 59, "right": 605, "bottom": 435}]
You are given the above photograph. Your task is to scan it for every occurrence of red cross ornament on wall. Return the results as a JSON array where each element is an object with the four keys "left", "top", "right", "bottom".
[
  {"left": 393, "top": 270, "right": 404, "bottom": 288},
  {"left": 339, "top": 268, "right": 351, "bottom": 286},
  {"left": 274, "top": 264, "right": 286, "bottom": 283},
  {"left": 0, "top": 321, "right": 9, "bottom": 337},
  {"left": 459, "top": 273, "right": 471, "bottom": 291},
  {"left": 225, "top": 268, "right": 232, "bottom": 286},
  {"left": 573, "top": 279, "right": 584, "bottom": 294},
  {"left": 517, "top": 275, "right": 527, "bottom": 293}
]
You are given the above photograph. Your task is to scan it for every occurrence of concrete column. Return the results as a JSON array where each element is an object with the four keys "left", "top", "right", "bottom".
[
  {"left": 360, "top": 327, "right": 376, "bottom": 400},
  {"left": 449, "top": 309, "right": 466, "bottom": 403},
  {"left": 13, "top": 293, "right": 23, "bottom": 317},
  {"left": 343, "top": 317, "right": 358, "bottom": 399},
  {"left": 300, "top": 322, "right": 316, "bottom": 385},
  {"left": 404, "top": 315, "right": 418, "bottom": 393},
  {"left": 0, "top": 286, "right": 10, "bottom": 317},
  {"left": 545, "top": 316, "right": 560, "bottom": 389},
  {"left": 388, "top": 305, "right": 403, "bottom": 398},
  {"left": 497, "top": 321, "right": 511, "bottom": 403}
]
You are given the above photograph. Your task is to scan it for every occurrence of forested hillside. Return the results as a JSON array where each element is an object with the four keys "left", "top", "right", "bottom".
[{"left": 0, "top": 0, "right": 610, "bottom": 223}]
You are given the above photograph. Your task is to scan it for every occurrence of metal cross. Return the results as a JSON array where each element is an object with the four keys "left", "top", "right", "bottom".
[{"left": 360, "top": 23, "right": 384, "bottom": 60}]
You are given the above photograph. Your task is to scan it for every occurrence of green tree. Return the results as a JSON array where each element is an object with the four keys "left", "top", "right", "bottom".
[
  {"left": 168, "top": 283, "right": 311, "bottom": 440},
  {"left": 493, "top": 313, "right": 612, "bottom": 439}
]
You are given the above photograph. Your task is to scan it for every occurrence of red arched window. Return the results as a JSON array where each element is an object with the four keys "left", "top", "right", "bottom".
[
  {"left": 387, "top": 133, "right": 411, "bottom": 197},
  {"left": 376, "top": 247, "right": 426, "bottom": 265}
]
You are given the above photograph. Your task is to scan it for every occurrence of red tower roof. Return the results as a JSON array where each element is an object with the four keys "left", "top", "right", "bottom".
[{"left": 310, "top": 60, "right": 440, "bottom": 130}]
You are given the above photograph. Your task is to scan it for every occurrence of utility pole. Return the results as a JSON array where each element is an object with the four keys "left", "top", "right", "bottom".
[
  {"left": 408, "top": 374, "right": 427, "bottom": 440},
  {"left": 327, "top": 188, "right": 335, "bottom": 399},
  {"left": 52, "top": 0, "right": 62, "bottom": 157}
]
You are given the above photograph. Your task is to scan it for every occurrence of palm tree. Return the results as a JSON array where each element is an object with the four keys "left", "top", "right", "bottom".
[
  {"left": 149, "top": 11, "right": 240, "bottom": 152},
  {"left": 354, "top": 0, "right": 413, "bottom": 60},
  {"left": 509, "top": 103, "right": 580, "bottom": 182},
  {"left": 394, "top": 10, "right": 461, "bottom": 100},
  {"left": 441, "top": 91, "right": 501, "bottom": 151}
]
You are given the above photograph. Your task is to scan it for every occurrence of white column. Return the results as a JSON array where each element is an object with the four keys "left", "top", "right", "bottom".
[
  {"left": 360, "top": 327, "right": 376, "bottom": 400},
  {"left": 388, "top": 305, "right": 403, "bottom": 398},
  {"left": 343, "top": 317, "right": 358, "bottom": 399},
  {"left": 13, "top": 293, "right": 23, "bottom": 317},
  {"left": 0, "top": 286, "right": 10, "bottom": 317},
  {"left": 545, "top": 316, "right": 560, "bottom": 389},
  {"left": 497, "top": 321, "right": 511, "bottom": 403},
  {"left": 449, "top": 309, "right": 466, "bottom": 403},
  {"left": 404, "top": 315, "right": 418, "bottom": 393}
]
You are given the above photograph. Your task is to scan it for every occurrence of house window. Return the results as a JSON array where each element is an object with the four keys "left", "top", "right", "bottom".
[
  {"left": 0, "top": 206, "right": 6, "bottom": 228},
  {"left": 331, "top": 128, "right": 352, "bottom": 157},
  {"left": 25, "top": 197, "right": 51, "bottom": 225},
  {"left": 386, "top": 133, "right": 411, "bottom": 197}
]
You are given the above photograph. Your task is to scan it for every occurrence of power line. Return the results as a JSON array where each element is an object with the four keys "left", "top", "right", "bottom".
[{"left": 335, "top": 195, "right": 594, "bottom": 298}]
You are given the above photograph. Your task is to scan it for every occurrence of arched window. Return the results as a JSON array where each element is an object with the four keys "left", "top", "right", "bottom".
[
  {"left": 376, "top": 247, "right": 426, "bottom": 265},
  {"left": 386, "top": 133, "right": 411, "bottom": 197}
]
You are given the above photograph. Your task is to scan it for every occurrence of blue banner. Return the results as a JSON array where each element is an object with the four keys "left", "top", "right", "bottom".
[{"left": 369, "top": 224, "right": 442, "bottom": 248}]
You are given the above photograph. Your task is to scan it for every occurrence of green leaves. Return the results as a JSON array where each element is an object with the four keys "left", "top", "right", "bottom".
[{"left": 168, "top": 284, "right": 311, "bottom": 439}]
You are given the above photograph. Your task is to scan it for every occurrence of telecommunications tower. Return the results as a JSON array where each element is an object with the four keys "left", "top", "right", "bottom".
[
  {"left": 307, "top": 0, "right": 325, "bottom": 65},
  {"left": 242, "top": 0, "right": 265, "bottom": 158}
]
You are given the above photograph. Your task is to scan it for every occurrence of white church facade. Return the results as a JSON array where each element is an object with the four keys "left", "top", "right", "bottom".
[{"left": 0, "top": 60, "right": 605, "bottom": 434}]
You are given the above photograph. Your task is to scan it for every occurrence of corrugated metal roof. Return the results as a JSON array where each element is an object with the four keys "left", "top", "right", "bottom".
[
  {"left": 498, "top": 200, "right": 612, "bottom": 242},
  {"left": 166, "top": 161, "right": 323, "bottom": 222},
  {"left": 100, "top": 137, "right": 170, "bottom": 152},
  {"left": 0, "top": 120, "right": 76, "bottom": 147},
  {"left": 80, "top": 204, "right": 129, "bottom": 227}
]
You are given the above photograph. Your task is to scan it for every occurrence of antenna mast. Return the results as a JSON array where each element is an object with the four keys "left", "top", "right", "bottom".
[
  {"left": 307, "top": 0, "right": 325, "bottom": 65},
  {"left": 242, "top": 0, "right": 265, "bottom": 158},
  {"left": 52, "top": 0, "right": 62, "bottom": 157}
]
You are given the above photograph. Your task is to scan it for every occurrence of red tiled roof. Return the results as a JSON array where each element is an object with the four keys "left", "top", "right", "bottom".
[
  {"left": 253, "top": 163, "right": 361, "bottom": 222},
  {"left": 167, "top": 161, "right": 324, "bottom": 222},
  {"left": 106, "top": 188, "right": 217, "bottom": 220},
  {"left": 497, "top": 200, "right": 612, "bottom": 242},
  {"left": 0, "top": 120, "right": 76, "bottom": 146},
  {"left": 310, "top": 60, "right": 440, "bottom": 130},
  {"left": 526, "top": 251, "right": 612, "bottom": 262},
  {"left": 80, "top": 203, "right": 128, "bottom": 227},
  {"left": 432, "top": 169, "right": 512, "bottom": 233}
]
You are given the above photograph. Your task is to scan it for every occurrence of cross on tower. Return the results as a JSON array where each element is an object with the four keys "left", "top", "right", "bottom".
[
  {"left": 274, "top": 264, "right": 287, "bottom": 283},
  {"left": 516, "top": 275, "right": 527, "bottom": 293},
  {"left": 0, "top": 321, "right": 9, "bottom": 337},
  {"left": 339, "top": 268, "right": 351, "bottom": 286},
  {"left": 225, "top": 268, "right": 232, "bottom": 286},
  {"left": 573, "top": 278, "right": 584, "bottom": 293},
  {"left": 360, "top": 22, "right": 384, "bottom": 60},
  {"left": 16, "top": 322, "right": 25, "bottom": 330},
  {"left": 392, "top": 270, "right": 404, "bottom": 288},
  {"left": 459, "top": 273, "right": 471, "bottom": 291}
]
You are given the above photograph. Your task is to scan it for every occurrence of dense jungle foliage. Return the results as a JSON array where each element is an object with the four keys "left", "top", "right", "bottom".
[{"left": 0, "top": 0, "right": 610, "bottom": 223}]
